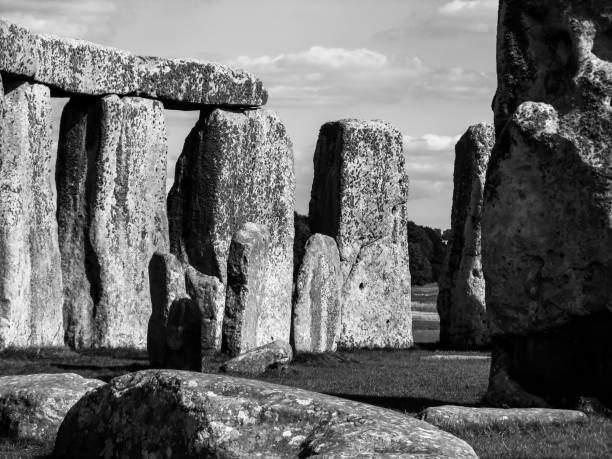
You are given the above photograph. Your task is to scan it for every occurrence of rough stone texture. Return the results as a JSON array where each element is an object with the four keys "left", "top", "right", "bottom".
[
  {"left": 54, "top": 370, "right": 478, "bottom": 458},
  {"left": 437, "top": 123, "right": 493, "bottom": 349},
  {"left": 421, "top": 405, "right": 587, "bottom": 431},
  {"left": 0, "top": 80, "right": 63, "bottom": 348},
  {"left": 0, "top": 19, "right": 267, "bottom": 106},
  {"left": 147, "top": 252, "right": 187, "bottom": 366},
  {"left": 169, "top": 108, "right": 295, "bottom": 350},
  {"left": 222, "top": 340, "right": 293, "bottom": 375},
  {"left": 484, "top": 0, "right": 612, "bottom": 407},
  {"left": 222, "top": 223, "right": 269, "bottom": 357},
  {"left": 309, "top": 119, "right": 412, "bottom": 349},
  {"left": 0, "top": 373, "right": 104, "bottom": 443},
  {"left": 57, "top": 95, "right": 168, "bottom": 349},
  {"left": 185, "top": 266, "right": 225, "bottom": 357},
  {"left": 293, "top": 234, "right": 342, "bottom": 353}
]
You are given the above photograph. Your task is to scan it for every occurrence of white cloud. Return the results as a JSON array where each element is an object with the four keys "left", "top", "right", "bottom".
[
  {"left": 404, "top": 134, "right": 460, "bottom": 153},
  {"left": 437, "top": 0, "right": 497, "bottom": 16},
  {"left": 229, "top": 47, "right": 493, "bottom": 107}
]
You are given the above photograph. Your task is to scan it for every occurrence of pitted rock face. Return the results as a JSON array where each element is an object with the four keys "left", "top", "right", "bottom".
[
  {"left": 54, "top": 370, "right": 478, "bottom": 458},
  {"left": 293, "top": 234, "right": 342, "bottom": 353},
  {"left": 0, "top": 373, "right": 104, "bottom": 444},
  {"left": 0, "top": 80, "right": 63, "bottom": 348},
  {"left": 437, "top": 123, "right": 493, "bottom": 349},
  {"left": 169, "top": 109, "right": 295, "bottom": 350},
  {"left": 0, "top": 18, "right": 267, "bottom": 107},
  {"left": 309, "top": 119, "right": 412, "bottom": 349},
  {"left": 57, "top": 95, "right": 169, "bottom": 349}
]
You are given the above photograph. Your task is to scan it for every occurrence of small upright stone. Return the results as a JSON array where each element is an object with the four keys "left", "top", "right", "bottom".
[
  {"left": 0, "top": 81, "right": 63, "bottom": 348},
  {"left": 57, "top": 96, "right": 169, "bottom": 348},
  {"left": 309, "top": 119, "right": 412, "bottom": 349},
  {"left": 293, "top": 234, "right": 342, "bottom": 353},
  {"left": 437, "top": 123, "right": 494, "bottom": 349},
  {"left": 222, "top": 223, "right": 269, "bottom": 356},
  {"left": 169, "top": 108, "right": 294, "bottom": 348}
]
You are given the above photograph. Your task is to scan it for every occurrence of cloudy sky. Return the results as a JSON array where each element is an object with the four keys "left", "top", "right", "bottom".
[{"left": 1, "top": 0, "right": 497, "bottom": 229}]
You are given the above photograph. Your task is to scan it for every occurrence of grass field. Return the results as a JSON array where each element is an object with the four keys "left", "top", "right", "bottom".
[{"left": 0, "top": 284, "right": 611, "bottom": 458}]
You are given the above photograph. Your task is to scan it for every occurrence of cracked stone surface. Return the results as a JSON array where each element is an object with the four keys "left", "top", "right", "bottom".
[
  {"left": 0, "top": 18, "right": 267, "bottom": 107},
  {"left": 437, "top": 123, "right": 493, "bottom": 349},
  {"left": 169, "top": 109, "right": 294, "bottom": 351},
  {"left": 56, "top": 96, "right": 168, "bottom": 349},
  {"left": 484, "top": 0, "right": 612, "bottom": 407},
  {"left": 0, "top": 373, "right": 104, "bottom": 443},
  {"left": 54, "top": 370, "right": 478, "bottom": 458},
  {"left": 309, "top": 119, "right": 412, "bottom": 349},
  {"left": 0, "top": 80, "right": 63, "bottom": 348}
]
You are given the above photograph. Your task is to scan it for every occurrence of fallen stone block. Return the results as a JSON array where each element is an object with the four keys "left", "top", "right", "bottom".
[
  {"left": 54, "top": 370, "right": 478, "bottom": 458},
  {"left": 293, "top": 233, "right": 342, "bottom": 353},
  {"left": 0, "top": 373, "right": 104, "bottom": 443},
  {"left": 0, "top": 80, "right": 63, "bottom": 348},
  {"left": 221, "top": 340, "right": 293, "bottom": 375}
]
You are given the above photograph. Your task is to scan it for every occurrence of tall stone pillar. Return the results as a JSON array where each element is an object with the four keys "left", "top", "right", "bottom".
[
  {"left": 0, "top": 78, "right": 63, "bottom": 348},
  {"left": 437, "top": 123, "right": 493, "bottom": 349},
  {"left": 309, "top": 119, "right": 412, "bottom": 349},
  {"left": 57, "top": 95, "right": 169, "bottom": 348},
  {"left": 168, "top": 108, "right": 294, "bottom": 349},
  {"left": 483, "top": 0, "right": 612, "bottom": 407}
]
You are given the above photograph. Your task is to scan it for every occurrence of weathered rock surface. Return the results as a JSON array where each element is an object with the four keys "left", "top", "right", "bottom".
[
  {"left": 421, "top": 405, "right": 587, "bottom": 431},
  {"left": 0, "top": 373, "right": 104, "bottom": 443},
  {"left": 0, "top": 80, "right": 63, "bottom": 348},
  {"left": 222, "top": 340, "right": 293, "bottom": 375},
  {"left": 437, "top": 123, "right": 493, "bottom": 349},
  {"left": 309, "top": 119, "right": 412, "bottom": 349},
  {"left": 147, "top": 252, "right": 187, "bottom": 366},
  {"left": 484, "top": 0, "right": 612, "bottom": 407},
  {"left": 0, "top": 19, "right": 267, "bottom": 107},
  {"left": 222, "top": 223, "right": 269, "bottom": 356},
  {"left": 293, "top": 234, "right": 342, "bottom": 353},
  {"left": 169, "top": 109, "right": 294, "bottom": 349},
  {"left": 54, "top": 370, "right": 478, "bottom": 458},
  {"left": 57, "top": 95, "right": 169, "bottom": 348}
]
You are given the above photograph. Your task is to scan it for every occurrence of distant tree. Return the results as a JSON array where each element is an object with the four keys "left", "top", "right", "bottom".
[{"left": 407, "top": 221, "right": 448, "bottom": 285}]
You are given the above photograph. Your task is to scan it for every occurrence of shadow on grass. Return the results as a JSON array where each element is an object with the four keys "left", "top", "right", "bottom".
[{"left": 325, "top": 393, "right": 479, "bottom": 413}]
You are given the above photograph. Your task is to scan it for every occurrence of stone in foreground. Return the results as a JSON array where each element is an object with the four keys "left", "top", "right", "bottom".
[
  {"left": 437, "top": 123, "right": 493, "bottom": 349},
  {"left": 54, "top": 370, "right": 477, "bottom": 458},
  {"left": 293, "top": 234, "right": 342, "bottom": 353},
  {"left": 169, "top": 109, "right": 294, "bottom": 350},
  {"left": 0, "top": 373, "right": 104, "bottom": 443},
  {"left": 309, "top": 119, "right": 412, "bottom": 349},
  {"left": 421, "top": 405, "right": 587, "bottom": 431},
  {"left": 0, "top": 80, "right": 63, "bottom": 348},
  {"left": 57, "top": 95, "right": 169, "bottom": 348},
  {"left": 221, "top": 340, "right": 293, "bottom": 375}
]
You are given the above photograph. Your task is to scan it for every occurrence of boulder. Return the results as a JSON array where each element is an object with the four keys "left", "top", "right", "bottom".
[
  {"left": 437, "top": 123, "right": 493, "bottom": 349},
  {"left": 56, "top": 95, "right": 169, "bottom": 348},
  {"left": 0, "top": 19, "right": 267, "bottom": 107},
  {"left": 0, "top": 373, "right": 104, "bottom": 443},
  {"left": 309, "top": 119, "right": 412, "bottom": 349},
  {"left": 221, "top": 340, "right": 293, "bottom": 375},
  {"left": 54, "top": 370, "right": 478, "bottom": 458},
  {"left": 147, "top": 252, "right": 187, "bottom": 366},
  {"left": 421, "top": 405, "right": 587, "bottom": 431},
  {"left": 484, "top": 0, "right": 612, "bottom": 407},
  {"left": 222, "top": 223, "right": 269, "bottom": 356},
  {"left": 0, "top": 80, "right": 63, "bottom": 348},
  {"left": 169, "top": 109, "right": 294, "bottom": 348},
  {"left": 293, "top": 234, "right": 342, "bottom": 353}
]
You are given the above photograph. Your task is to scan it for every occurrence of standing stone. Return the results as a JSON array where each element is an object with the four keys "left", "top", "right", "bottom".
[
  {"left": 293, "top": 234, "right": 342, "bottom": 353},
  {"left": 0, "top": 80, "right": 63, "bottom": 348},
  {"left": 222, "top": 223, "right": 269, "bottom": 356},
  {"left": 309, "top": 119, "right": 411, "bottom": 349},
  {"left": 57, "top": 95, "right": 168, "bottom": 349},
  {"left": 168, "top": 108, "right": 294, "bottom": 348},
  {"left": 437, "top": 124, "right": 493, "bottom": 349},
  {"left": 484, "top": 0, "right": 612, "bottom": 407}
]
